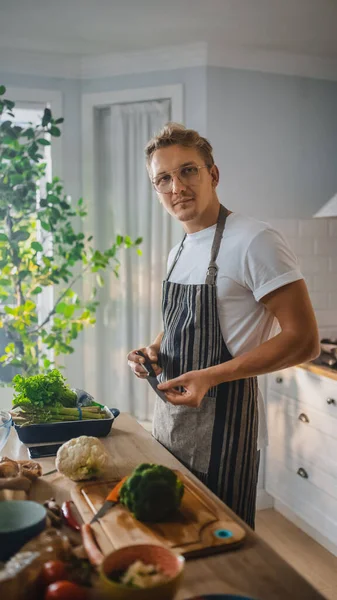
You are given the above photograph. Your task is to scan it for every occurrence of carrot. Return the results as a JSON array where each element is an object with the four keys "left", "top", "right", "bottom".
[{"left": 81, "top": 523, "right": 104, "bottom": 566}]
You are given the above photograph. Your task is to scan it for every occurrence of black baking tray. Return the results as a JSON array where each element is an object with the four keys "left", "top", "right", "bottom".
[{"left": 13, "top": 407, "right": 120, "bottom": 444}]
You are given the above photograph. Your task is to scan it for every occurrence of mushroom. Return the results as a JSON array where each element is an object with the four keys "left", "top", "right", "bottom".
[
  {"left": 18, "top": 460, "right": 42, "bottom": 481},
  {"left": 0, "top": 458, "right": 42, "bottom": 501},
  {"left": 0, "top": 457, "right": 19, "bottom": 478},
  {"left": 0, "top": 476, "right": 32, "bottom": 492}
]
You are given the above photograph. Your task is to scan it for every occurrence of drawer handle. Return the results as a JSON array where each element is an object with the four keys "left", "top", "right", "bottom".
[
  {"left": 298, "top": 413, "right": 309, "bottom": 423},
  {"left": 327, "top": 398, "right": 336, "bottom": 406},
  {"left": 297, "top": 467, "right": 309, "bottom": 479},
  {"left": 276, "top": 376, "right": 283, "bottom": 384}
]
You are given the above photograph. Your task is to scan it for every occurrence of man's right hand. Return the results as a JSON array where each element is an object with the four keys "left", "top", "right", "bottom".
[{"left": 127, "top": 346, "right": 162, "bottom": 379}]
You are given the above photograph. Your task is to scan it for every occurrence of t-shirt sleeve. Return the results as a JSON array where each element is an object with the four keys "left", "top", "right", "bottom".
[{"left": 244, "top": 228, "right": 303, "bottom": 302}]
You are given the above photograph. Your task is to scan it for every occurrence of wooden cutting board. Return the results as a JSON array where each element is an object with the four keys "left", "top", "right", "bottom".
[{"left": 72, "top": 471, "right": 246, "bottom": 558}]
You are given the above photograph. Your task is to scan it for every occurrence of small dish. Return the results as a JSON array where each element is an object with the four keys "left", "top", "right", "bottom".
[
  {"left": 0, "top": 500, "right": 47, "bottom": 561},
  {"left": 99, "top": 543, "right": 184, "bottom": 600}
]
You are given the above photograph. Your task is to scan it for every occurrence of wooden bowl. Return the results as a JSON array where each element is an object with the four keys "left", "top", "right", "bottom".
[{"left": 99, "top": 543, "right": 184, "bottom": 600}]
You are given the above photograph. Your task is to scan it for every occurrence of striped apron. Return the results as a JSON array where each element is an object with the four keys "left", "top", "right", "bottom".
[{"left": 153, "top": 205, "right": 259, "bottom": 528}]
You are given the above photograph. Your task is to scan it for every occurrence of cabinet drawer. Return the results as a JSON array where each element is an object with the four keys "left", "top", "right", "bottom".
[
  {"left": 268, "top": 368, "right": 337, "bottom": 418},
  {"left": 266, "top": 457, "right": 337, "bottom": 546},
  {"left": 267, "top": 391, "right": 337, "bottom": 478},
  {"left": 268, "top": 390, "right": 337, "bottom": 440},
  {"left": 267, "top": 441, "right": 337, "bottom": 501}
]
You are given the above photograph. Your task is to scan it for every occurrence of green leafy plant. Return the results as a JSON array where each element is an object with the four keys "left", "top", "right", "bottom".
[
  {"left": 0, "top": 85, "right": 141, "bottom": 378},
  {"left": 11, "top": 369, "right": 77, "bottom": 407},
  {"left": 10, "top": 369, "right": 108, "bottom": 425}
]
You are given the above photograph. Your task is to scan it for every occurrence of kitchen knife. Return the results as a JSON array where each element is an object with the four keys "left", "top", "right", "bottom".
[
  {"left": 90, "top": 475, "right": 129, "bottom": 524},
  {"left": 136, "top": 350, "right": 167, "bottom": 403}
]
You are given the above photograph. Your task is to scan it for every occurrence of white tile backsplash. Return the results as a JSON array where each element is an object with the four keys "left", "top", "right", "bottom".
[
  {"left": 298, "top": 219, "right": 329, "bottom": 237},
  {"left": 314, "top": 237, "right": 337, "bottom": 256},
  {"left": 273, "top": 217, "right": 337, "bottom": 334},
  {"left": 328, "top": 220, "right": 337, "bottom": 237},
  {"left": 328, "top": 257, "right": 337, "bottom": 273},
  {"left": 298, "top": 256, "right": 330, "bottom": 274},
  {"left": 328, "top": 292, "right": 337, "bottom": 310},
  {"left": 314, "top": 274, "right": 337, "bottom": 292}
]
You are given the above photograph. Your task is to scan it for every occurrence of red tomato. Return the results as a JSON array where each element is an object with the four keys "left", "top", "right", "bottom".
[
  {"left": 41, "top": 561, "right": 68, "bottom": 586},
  {"left": 44, "top": 580, "right": 88, "bottom": 600}
]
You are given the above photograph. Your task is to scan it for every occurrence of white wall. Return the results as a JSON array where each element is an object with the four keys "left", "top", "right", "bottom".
[{"left": 207, "top": 67, "right": 337, "bottom": 220}]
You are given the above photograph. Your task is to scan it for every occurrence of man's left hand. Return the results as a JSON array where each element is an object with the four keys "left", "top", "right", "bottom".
[{"left": 157, "top": 370, "right": 211, "bottom": 407}]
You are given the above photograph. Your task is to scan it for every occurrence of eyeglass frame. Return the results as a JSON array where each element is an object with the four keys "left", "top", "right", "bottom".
[{"left": 151, "top": 163, "right": 212, "bottom": 194}]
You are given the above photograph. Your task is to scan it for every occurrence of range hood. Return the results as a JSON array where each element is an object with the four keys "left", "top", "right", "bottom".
[{"left": 313, "top": 193, "right": 337, "bottom": 218}]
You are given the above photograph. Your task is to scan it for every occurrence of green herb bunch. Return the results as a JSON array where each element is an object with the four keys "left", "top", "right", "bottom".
[{"left": 12, "top": 368, "right": 77, "bottom": 408}]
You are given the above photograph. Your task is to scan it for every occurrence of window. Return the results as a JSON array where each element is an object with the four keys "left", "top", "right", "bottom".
[{"left": 0, "top": 103, "right": 53, "bottom": 382}]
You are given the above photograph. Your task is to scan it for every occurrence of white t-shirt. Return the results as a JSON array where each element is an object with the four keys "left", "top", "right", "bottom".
[{"left": 167, "top": 211, "right": 303, "bottom": 450}]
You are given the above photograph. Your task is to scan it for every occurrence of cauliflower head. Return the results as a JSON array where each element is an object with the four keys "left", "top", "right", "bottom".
[
  {"left": 56, "top": 435, "right": 109, "bottom": 481},
  {"left": 119, "top": 463, "right": 184, "bottom": 522}
]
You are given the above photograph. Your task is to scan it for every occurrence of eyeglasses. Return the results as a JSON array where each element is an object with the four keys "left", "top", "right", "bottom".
[{"left": 152, "top": 164, "right": 210, "bottom": 194}]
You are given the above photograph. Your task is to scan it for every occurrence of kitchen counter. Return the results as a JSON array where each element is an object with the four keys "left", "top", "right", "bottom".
[
  {"left": 4, "top": 413, "right": 326, "bottom": 600},
  {"left": 297, "top": 362, "right": 337, "bottom": 382}
]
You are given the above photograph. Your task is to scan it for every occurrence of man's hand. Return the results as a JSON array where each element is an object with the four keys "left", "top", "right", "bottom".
[
  {"left": 157, "top": 370, "right": 211, "bottom": 407},
  {"left": 127, "top": 345, "right": 162, "bottom": 379}
]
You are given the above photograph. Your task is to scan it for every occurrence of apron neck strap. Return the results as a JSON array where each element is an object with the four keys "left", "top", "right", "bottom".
[
  {"left": 166, "top": 234, "right": 186, "bottom": 281},
  {"left": 205, "top": 205, "right": 229, "bottom": 285},
  {"left": 166, "top": 204, "right": 229, "bottom": 283}
]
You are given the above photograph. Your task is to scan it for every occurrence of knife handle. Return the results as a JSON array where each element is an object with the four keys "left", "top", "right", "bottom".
[
  {"left": 105, "top": 475, "right": 129, "bottom": 502},
  {"left": 135, "top": 350, "right": 156, "bottom": 377}
]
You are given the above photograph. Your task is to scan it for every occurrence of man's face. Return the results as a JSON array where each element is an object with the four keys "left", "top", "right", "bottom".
[{"left": 150, "top": 145, "right": 218, "bottom": 224}]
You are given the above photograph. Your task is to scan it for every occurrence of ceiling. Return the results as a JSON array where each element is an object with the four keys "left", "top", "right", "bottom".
[{"left": 0, "top": 0, "right": 336, "bottom": 59}]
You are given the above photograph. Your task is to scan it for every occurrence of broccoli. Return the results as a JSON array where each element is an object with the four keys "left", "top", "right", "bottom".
[{"left": 119, "top": 463, "right": 184, "bottom": 522}]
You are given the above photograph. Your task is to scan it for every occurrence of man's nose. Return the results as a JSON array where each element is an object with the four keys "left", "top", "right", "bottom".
[{"left": 171, "top": 174, "right": 186, "bottom": 194}]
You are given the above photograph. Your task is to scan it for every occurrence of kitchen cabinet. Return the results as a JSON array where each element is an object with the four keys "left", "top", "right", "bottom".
[{"left": 266, "top": 365, "right": 337, "bottom": 557}]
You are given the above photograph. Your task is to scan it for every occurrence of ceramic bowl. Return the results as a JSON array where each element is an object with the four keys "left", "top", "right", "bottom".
[
  {"left": 99, "top": 543, "right": 184, "bottom": 600},
  {"left": 0, "top": 500, "right": 47, "bottom": 561}
]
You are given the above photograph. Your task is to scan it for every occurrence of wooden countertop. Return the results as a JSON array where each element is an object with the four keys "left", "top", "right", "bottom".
[
  {"left": 4, "top": 413, "right": 325, "bottom": 600},
  {"left": 297, "top": 362, "right": 337, "bottom": 382}
]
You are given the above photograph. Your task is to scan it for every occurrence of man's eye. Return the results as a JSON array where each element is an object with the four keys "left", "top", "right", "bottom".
[
  {"left": 157, "top": 174, "right": 171, "bottom": 184},
  {"left": 181, "top": 166, "right": 198, "bottom": 176}
]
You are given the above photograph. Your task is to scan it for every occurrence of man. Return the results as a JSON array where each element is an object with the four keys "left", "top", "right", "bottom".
[{"left": 127, "top": 123, "right": 319, "bottom": 529}]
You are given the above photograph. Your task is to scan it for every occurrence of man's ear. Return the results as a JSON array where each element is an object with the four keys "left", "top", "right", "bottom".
[{"left": 210, "top": 165, "right": 219, "bottom": 187}]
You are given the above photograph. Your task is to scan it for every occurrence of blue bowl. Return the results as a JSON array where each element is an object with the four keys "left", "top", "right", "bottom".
[{"left": 0, "top": 500, "right": 47, "bottom": 561}]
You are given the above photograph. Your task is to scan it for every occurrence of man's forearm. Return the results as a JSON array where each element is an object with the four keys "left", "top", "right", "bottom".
[{"left": 206, "top": 330, "right": 319, "bottom": 386}]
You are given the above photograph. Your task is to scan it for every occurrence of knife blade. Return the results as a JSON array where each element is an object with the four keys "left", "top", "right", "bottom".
[
  {"left": 90, "top": 475, "right": 129, "bottom": 524},
  {"left": 136, "top": 350, "right": 167, "bottom": 403}
]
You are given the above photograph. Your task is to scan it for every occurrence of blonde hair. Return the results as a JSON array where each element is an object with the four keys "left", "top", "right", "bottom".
[{"left": 145, "top": 122, "right": 215, "bottom": 173}]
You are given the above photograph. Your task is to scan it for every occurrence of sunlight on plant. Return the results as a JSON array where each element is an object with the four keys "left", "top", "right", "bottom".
[{"left": 0, "top": 85, "right": 142, "bottom": 378}]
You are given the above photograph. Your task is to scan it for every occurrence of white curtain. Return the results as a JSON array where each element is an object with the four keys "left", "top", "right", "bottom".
[{"left": 90, "top": 99, "right": 179, "bottom": 420}]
